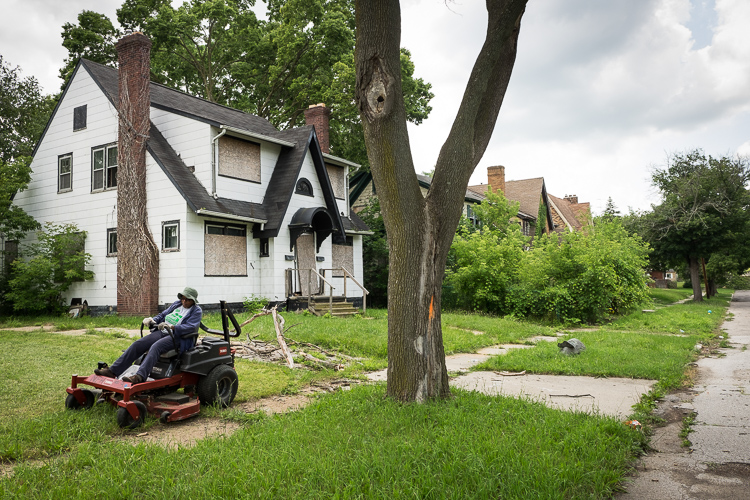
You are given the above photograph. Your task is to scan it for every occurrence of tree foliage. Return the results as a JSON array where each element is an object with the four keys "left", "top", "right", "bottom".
[
  {"left": 59, "top": 0, "right": 433, "bottom": 171},
  {"left": 626, "top": 150, "right": 750, "bottom": 300},
  {"left": 447, "top": 193, "right": 651, "bottom": 323},
  {"left": 0, "top": 56, "right": 52, "bottom": 241},
  {"left": 5, "top": 223, "right": 94, "bottom": 313}
]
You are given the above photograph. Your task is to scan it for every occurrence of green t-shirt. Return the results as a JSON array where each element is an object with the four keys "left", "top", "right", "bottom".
[{"left": 165, "top": 306, "right": 192, "bottom": 327}]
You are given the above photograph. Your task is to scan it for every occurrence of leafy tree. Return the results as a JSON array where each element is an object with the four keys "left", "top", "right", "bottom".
[
  {"left": 60, "top": 0, "right": 432, "bottom": 171},
  {"left": 0, "top": 56, "right": 51, "bottom": 242},
  {"left": 635, "top": 150, "right": 750, "bottom": 301},
  {"left": 59, "top": 11, "right": 121, "bottom": 88},
  {"left": 601, "top": 197, "right": 620, "bottom": 222},
  {"left": 355, "top": 0, "right": 528, "bottom": 401},
  {"left": 6, "top": 223, "right": 94, "bottom": 313}
]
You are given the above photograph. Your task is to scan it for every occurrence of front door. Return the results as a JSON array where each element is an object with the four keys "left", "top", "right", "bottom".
[{"left": 296, "top": 233, "right": 318, "bottom": 296}]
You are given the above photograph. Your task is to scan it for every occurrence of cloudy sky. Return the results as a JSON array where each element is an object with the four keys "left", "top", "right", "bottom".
[{"left": 2, "top": 0, "right": 749, "bottom": 213}]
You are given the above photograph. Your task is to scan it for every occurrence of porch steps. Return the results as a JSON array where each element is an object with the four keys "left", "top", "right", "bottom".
[{"left": 308, "top": 296, "right": 360, "bottom": 317}]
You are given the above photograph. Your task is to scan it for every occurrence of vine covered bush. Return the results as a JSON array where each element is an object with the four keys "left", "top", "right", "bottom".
[{"left": 446, "top": 192, "right": 651, "bottom": 324}]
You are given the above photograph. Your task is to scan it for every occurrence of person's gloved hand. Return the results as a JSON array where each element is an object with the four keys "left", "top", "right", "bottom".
[
  {"left": 157, "top": 322, "right": 172, "bottom": 332},
  {"left": 142, "top": 317, "right": 154, "bottom": 327}
]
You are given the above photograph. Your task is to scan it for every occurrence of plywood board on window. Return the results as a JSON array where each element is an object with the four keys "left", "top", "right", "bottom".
[
  {"left": 332, "top": 243, "right": 353, "bottom": 277},
  {"left": 326, "top": 164, "right": 346, "bottom": 199},
  {"left": 219, "top": 136, "right": 261, "bottom": 182},
  {"left": 205, "top": 234, "right": 247, "bottom": 276}
]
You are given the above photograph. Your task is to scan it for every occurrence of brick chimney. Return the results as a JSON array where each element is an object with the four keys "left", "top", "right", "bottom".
[
  {"left": 304, "top": 103, "right": 331, "bottom": 154},
  {"left": 115, "top": 32, "right": 159, "bottom": 315},
  {"left": 564, "top": 194, "right": 578, "bottom": 204},
  {"left": 487, "top": 166, "right": 506, "bottom": 194}
]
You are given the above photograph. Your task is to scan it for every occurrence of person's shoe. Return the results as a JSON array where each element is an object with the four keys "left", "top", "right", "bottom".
[
  {"left": 122, "top": 374, "right": 144, "bottom": 384},
  {"left": 94, "top": 367, "right": 116, "bottom": 378}
]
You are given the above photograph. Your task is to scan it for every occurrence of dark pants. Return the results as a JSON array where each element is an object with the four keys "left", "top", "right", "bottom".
[{"left": 109, "top": 329, "right": 178, "bottom": 380}]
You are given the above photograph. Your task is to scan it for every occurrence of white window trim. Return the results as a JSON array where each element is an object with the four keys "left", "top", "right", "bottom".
[
  {"left": 91, "top": 144, "right": 118, "bottom": 192},
  {"left": 58, "top": 153, "right": 73, "bottom": 193}
]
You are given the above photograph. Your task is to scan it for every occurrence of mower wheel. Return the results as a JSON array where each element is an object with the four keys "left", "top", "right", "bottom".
[
  {"left": 65, "top": 389, "right": 95, "bottom": 410},
  {"left": 117, "top": 401, "right": 147, "bottom": 429},
  {"left": 197, "top": 365, "right": 238, "bottom": 407},
  {"left": 160, "top": 411, "right": 171, "bottom": 424}
]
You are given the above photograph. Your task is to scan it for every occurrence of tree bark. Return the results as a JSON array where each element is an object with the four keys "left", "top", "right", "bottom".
[
  {"left": 355, "top": 0, "right": 527, "bottom": 401},
  {"left": 689, "top": 256, "right": 703, "bottom": 302}
]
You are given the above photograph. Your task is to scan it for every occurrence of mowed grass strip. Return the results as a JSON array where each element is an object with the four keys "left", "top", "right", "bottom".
[
  {"left": 3, "top": 385, "right": 645, "bottom": 500},
  {"left": 473, "top": 330, "right": 701, "bottom": 390},
  {"left": 647, "top": 287, "right": 693, "bottom": 306}
]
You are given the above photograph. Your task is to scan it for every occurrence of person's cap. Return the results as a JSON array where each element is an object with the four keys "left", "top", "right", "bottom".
[{"left": 178, "top": 287, "right": 199, "bottom": 303}]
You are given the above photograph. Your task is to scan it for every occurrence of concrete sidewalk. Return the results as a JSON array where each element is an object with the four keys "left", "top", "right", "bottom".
[{"left": 619, "top": 290, "right": 750, "bottom": 499}]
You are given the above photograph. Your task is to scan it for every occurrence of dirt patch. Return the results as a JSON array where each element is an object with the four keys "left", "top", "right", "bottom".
[{"left": 116, "top": 379, "right": 357, "bottom": 449}]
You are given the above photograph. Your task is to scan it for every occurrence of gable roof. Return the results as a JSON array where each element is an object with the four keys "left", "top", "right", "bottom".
[
  {"left": 468, "top": 177, "right": 554, "bottom": 231},
  {"left": 81, "top": 59, "right": 278, "bottom": 135},
  {"left": 349, "top": 171, "right": 484, "bottom": 207},
  {"left": 65, "top": 59, "right": 367, "bottom": 235}
]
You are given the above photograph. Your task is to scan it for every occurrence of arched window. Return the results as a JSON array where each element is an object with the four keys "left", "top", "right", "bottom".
[{"left": 295, "top": 178, "right": 313, "bottom": 197}]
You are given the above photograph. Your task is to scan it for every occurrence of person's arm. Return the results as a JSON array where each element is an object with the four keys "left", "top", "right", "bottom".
[{"left": 173, "top": 306, "right": 202, "bottom": 337}]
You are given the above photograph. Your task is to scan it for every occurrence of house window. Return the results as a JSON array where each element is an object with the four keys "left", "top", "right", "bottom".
[
  {"left": 106, "top": 228, "right": 117, "bottom": 256},
  {"left": 73, "top": 105, "right": 87, "bottom": 131},
  {"left": 204, "top": 222, "right": 247, "bottom": 276},
  {"left": 295, "top": 178, "right": 313, "bottom": 197},
  {"left": 92, "top": 144, "right": 118, "bottom": 191},
  {"left": 58, "top": 153, "right": 72, "bottom": 192},
  {"left": 259, "top": 238, "right": 269, "bottom": 257},
  {"left": 218, "top": 135, "right": 261, "bottom": 182},
  {"left": 326, "top": 164, "right": 346, "bottom": 199},
  {"left": 332, "top": 236, "right": 354, "bottom": 277},
  {"left": 162, "top": 221, "right": 180, "bottom": 251}
]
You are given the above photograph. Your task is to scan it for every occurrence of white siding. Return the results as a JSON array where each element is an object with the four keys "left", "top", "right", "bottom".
[
  {"left": 151, "top": 109, "right": 212, "bottom": 190},
  {"left": 13, "top": 66, "right": 120, "bottom": 308}
]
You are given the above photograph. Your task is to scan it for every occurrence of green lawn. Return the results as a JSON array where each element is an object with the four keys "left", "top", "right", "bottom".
[{"left": 0, "top": 291, "right": 733, "bottom": 498}]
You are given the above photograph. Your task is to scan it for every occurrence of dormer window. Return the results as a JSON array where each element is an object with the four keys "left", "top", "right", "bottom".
[{"left": 295, "top": 178, "right": 313, "bottom": 197}]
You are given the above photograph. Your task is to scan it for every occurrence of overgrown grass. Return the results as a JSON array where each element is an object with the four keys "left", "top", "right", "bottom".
[
  {"left": 608, "top": 290, "right": 730, "bottom": 335},
  {"left": 2, "top": 385, "right": 645, "bottom": 500}
]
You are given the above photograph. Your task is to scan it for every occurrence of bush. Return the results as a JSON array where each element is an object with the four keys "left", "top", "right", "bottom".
[
  {"left": 723, "top": 274, "right": 750, "bottom": 289},
  {"left": 5, "top": 223, "right": 93, "bottom": 313},
  {"left": 446, "top": 207, "right": 651, "bottom": 323}
]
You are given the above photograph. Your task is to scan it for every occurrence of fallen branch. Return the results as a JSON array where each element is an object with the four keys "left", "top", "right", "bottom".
[
  {"left": 272, "top": 307, "right": 294, "bottom": 368},
  {"left": 493, "top": 370, "right": 526, "bottom": 377}
]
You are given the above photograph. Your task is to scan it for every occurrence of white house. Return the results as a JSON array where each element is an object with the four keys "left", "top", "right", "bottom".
[{"left": 11, "top": 33, "right": 369, "bottom": 315}]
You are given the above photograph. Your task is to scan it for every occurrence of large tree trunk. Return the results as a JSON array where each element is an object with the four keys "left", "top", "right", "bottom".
[
  {"left": 689, "top": 256, "right": 703, "bottom": 302},
  {"left": 355, "top": 0, "right": 527, "bottom": 401}
]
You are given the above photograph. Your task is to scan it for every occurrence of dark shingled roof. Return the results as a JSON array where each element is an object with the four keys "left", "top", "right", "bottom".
[
  {"left": 147, "top": 123, "right": 267, "bottom": 222},
  {"left": 77, "top": 59, "right": 368, "bottom": 235},
  {"left": 81, "top": 59, "right": 277, "bottom": 134}
]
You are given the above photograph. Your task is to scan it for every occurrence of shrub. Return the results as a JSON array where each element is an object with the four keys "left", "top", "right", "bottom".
[{"left": 5, "top": 222, "right": 93, "bottom": 313}]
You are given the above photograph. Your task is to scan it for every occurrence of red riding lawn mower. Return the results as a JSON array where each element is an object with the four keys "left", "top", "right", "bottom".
[{"left": 65, "top": 301, "right": 242, "bottom": 429}]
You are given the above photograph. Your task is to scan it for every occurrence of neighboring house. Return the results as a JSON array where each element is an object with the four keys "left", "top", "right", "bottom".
[
  {"left": 649, "top": 269, "right": 679, "bottom": 288},
  {"left": 547, "top": 193, "right": 592, "bottom": 234},
  {"left": 349, "top": 171, "right": 485, "bottom": 217},
  {"left": 467, "top": 166, "right": 554, "bottom": 237},
  {"left": 11, "top": 33, "right": 369, "bottom": 315}
]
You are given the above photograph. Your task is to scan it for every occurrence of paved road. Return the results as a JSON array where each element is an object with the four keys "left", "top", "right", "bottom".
[{"left": 619, "top": 290, "right": 750, "bottom": 499}]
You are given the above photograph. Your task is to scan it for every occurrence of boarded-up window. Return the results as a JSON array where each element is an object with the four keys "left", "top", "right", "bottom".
[
  {"left": 73, "top": 105, "right": 87, "bottom": 131},
  {"left": 204, "top": 223, "right": 247, "bottom": 276},
  {"left": 218, "top": 136, "right": 261, "bottom": 183},
  {"left": 332, "top": 237, "right": 354, "bottom": 277},
  {"left": 326, "top": 164, "right": 346, "bottom": 199}
]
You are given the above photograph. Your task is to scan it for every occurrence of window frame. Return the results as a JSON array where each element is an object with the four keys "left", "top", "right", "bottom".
[
  {"left": 162, "top": 220, "right": 180, "bottom": 252},
  {"left": 259, "top": 237, "right": 269, "bottom": 257},
  {"left": 91, "top": 143, "right": 118, "bottom": 192},
  {"left": 106, "top": 228, "right": 118, "bottom": 257},
  {"left": 295, "top": 178, "right": 314, "bottom": 197},
  {"left": 58, "top": 153, "right": 73, "bottom": 193}
]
